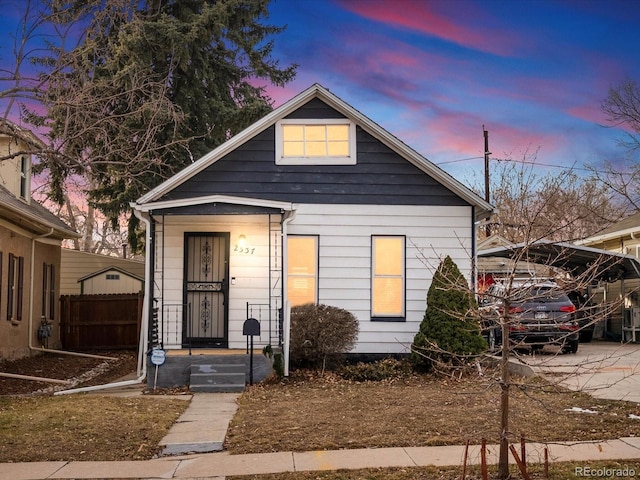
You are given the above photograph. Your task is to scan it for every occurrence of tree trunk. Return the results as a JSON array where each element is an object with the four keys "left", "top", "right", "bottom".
[{"left": 498, "top": 305, "right": 511, "bottom": 479}]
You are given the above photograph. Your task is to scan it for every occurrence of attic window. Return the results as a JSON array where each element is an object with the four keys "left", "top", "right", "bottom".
[
  {"left": 106, "top": 274, "right": 120, "bottom": 280},
  {"left": 276, "top": 119, "right": 356, "bottom": 165}
]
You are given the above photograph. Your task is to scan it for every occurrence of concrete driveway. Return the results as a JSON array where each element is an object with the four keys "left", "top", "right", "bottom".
[{"left": 509, "top": 341, "right": 640, "bottom": 403}]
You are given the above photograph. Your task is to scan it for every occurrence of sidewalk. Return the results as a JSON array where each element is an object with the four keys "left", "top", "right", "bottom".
[
  {"left": 3, "top": 437, "right": 640, "bottom": 479},
  {"left": 2, "top": 390, "right": 640, "bottom": 480}
]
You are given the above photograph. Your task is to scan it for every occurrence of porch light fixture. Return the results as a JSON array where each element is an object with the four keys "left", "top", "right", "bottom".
[{"left": 238, "top": 234, "right": 247, "bottom": 248}]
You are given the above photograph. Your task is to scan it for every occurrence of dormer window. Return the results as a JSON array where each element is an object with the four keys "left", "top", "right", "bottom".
[
  {"left": 19, "top": 156, "right": 29, "bottom": 200},
  {"left": 276, "top": 119, "right": 356, "bottom": 165}
]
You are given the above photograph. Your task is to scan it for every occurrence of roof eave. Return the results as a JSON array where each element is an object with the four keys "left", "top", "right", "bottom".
[
  {"left": 0, "top": 202, "right": 80, "bottom": 239},
  {"left": 132, "top": 194, "right": 296, "bottom": 213},
  {"left": 135, "top": 83, "right": 494, "bottom": 217}
]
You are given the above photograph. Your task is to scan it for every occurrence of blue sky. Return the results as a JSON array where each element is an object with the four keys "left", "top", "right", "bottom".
[
  {"left": 1, "top": 0, "right": 639, "bottom": 185},
  {"left": 262, "top": 0, "right": 640, "bottom": 182}
]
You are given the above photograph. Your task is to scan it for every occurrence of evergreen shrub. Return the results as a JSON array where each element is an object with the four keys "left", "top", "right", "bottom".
[{"left": 411, "top": 256, "right": 487, "bottom": 372}]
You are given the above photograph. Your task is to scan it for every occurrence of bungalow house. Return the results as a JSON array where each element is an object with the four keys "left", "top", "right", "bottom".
[
  {"left": 131, "top": 84, "right": 493, "bottom": 385},
  {"left": 0, "top": 121, "right": 78, "bottom": 360},
  {"left": 579, "top": 211, "right": 640, "bottom": 341}
]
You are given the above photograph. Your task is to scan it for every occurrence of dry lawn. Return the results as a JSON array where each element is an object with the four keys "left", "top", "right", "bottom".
[
  {"left": 226, "top": 368, "right": 640, "bottom": 455},
  {"left": 0, "top": 394, "right": 189, "bottom": 462},
  {"left": 2, "top": 352, "right": 640, "bottom": 475}
]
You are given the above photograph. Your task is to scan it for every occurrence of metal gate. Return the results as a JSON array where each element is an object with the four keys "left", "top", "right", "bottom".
[{"left": 183, "top": 233, "right": 229, "bottom": 347}]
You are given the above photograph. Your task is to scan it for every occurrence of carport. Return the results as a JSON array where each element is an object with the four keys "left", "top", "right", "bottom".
[{"left": 478, "top": 240, "right": 640, "bottom": 341}]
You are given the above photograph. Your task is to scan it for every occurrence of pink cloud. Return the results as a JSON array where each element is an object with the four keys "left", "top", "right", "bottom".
[{"left": 336, "top": 0, "right": 522, "bottom": 57}]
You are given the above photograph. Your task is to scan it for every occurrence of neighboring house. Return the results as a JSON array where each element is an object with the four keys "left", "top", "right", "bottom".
[
  {"left": 476, "top": 234, "right": 553, "bottom": 293},
  {"left": 60, "top": 249, "right": 145, "bottom": 295},
  {"left": 0, "top": 121, "right": 79, "bottom": 360},
  {"left": 131, "top": 84, "right": 493, "bottom": 374},
  {"left": 579, "top": 212, "right": 640, "bottom": 340}
]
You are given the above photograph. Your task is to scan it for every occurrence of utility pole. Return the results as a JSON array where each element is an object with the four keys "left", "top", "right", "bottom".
[{"left": 483, "top": 126, "right": 491, "bottom": 237}]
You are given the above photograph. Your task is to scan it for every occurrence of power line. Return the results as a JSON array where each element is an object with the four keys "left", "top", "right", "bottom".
[{"left": 436, "top": 156, "right": 617, "bottom": 175}]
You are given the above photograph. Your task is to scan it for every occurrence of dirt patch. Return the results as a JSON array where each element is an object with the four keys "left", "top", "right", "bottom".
[{"left": 0, "top": 350, "right": 138, "bottom": 395}]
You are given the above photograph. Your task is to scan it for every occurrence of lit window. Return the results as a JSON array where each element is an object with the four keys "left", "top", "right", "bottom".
[
  {"left": 372, "top": 236, "right": 405, "bottom": 318},
  {"left": 287, "top": 236, "right": 318, "bottom": 306},
  {"left": 276, "top": 119, "right": 356, "bottom": 165}
]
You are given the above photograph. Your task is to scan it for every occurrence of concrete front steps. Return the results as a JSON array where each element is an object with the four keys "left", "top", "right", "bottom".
[{"left": 189, "top": 363, "right": 246, "bottom": 392}]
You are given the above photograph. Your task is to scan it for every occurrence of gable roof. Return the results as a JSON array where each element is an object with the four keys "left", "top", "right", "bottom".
[
  {"left": 134, "top": 84, "right": 493, "bottom": 220},
  {"left": 0, "top": 183, "right": 78, "bottom": 239},
  {"left": 77, "top": 265, "right": 144, "bottom": 283},
  {"left": 580, "top": 211, "right": 640, "bottom": 245}
]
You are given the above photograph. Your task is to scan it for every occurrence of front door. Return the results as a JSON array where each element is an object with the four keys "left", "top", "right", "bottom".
[{"left": 183, "top": 233, "right": 229, "bottom": 347}]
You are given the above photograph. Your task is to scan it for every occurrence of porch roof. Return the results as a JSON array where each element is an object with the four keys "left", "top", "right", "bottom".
[
  {"left": 478, "top": 240, "right": 640, "bottom": 281},
  {"left": 132, "top": 194, "right": 295, "bottom": 214}
]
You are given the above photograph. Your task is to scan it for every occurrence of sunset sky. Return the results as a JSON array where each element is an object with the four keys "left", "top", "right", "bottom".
[
  {"left": 264, "top": 0, "right": 640, "bottom": 182},
  {"left": 1, "top": 0, "right": 639, "bottom": 185}
]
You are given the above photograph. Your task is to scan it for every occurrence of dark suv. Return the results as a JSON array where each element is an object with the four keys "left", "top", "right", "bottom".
[{"left": 480, "top": 281, "right": 579, "bottom": 353}]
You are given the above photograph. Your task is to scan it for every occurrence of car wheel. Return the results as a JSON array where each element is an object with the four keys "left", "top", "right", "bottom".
[
  {"left": 562, "top": 340, "right": 579, "bottom": 354},
  {"left": 579, "top": 330, "right": 593, "bottom": 343}
]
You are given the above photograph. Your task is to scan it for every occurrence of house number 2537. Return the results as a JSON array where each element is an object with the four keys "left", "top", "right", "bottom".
[{"left": 234, "top": 245, "right": 255, "bottom": 255}]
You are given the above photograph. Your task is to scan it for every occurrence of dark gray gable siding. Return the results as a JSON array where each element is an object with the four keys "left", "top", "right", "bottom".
[{"left": 160, "top": 99, "right": 469, "bottom": 207}]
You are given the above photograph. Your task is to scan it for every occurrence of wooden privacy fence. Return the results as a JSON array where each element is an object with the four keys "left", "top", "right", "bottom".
[{"left": 60, "top": 292, "right": 143, "bottom": 350}]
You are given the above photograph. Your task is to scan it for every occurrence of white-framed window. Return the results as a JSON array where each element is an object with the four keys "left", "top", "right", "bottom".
[
  {"left": 275, "top": 119, "right": 356, "bottom": 165},
  {"left": 287, "top": 235, "right": 318, "bottom": 306},
  {"left": 19, "top": 156, "right": 29, "bottom": 201},
  {"left": 371, "top": 235, "right": 405, "bottom": 319}
]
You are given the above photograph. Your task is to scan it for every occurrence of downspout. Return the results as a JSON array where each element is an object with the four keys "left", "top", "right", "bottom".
[
  {"left": 27, "top": 228, "right": 114, "bottom": 361},
  {"left": 54, "top": 209, "right": 152, "bottom": 395},
  {"left": 471, "top": 208, "right": 477, "bottom": 294},
  {"left": 281, "top": 207, "right": 297, "bottom": 377},
  {"left": 1, "top": 229, "right": 118, "bottom": 383}
]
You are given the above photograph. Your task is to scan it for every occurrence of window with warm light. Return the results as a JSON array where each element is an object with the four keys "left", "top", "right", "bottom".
[
  {"left": 371, "top": 236, "right": 405, "bottom": 319},
  {"left": 276, "top": 119, "right": 356, "bottom": 165},
  {"left": 287, "top": 236, "right": 318, "bottom": 306}
]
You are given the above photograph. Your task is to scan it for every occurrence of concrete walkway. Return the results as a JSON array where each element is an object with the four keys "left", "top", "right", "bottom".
[
  {"left": 159, "top": 392, "right": 240, "bottom": 455},
  {"left": 511, "top": 341, "right": 640, "bottom": 402},
  {"left": 3, "top": 437, "right": 640, "bottom": 479}
]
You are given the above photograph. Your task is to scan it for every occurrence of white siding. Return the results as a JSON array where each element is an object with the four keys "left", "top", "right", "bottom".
[
  {"left": 154, "top": 204, "right": 475, "bottom": 354},
  {"left": 288, "top": 203, "right": 474, "bottom": 354},
  {"left": 154, "top": 215, "right": 275, "bottom": 349}
]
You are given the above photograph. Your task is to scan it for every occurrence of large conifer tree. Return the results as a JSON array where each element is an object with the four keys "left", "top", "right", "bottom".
[{"left": 30, "top": 0, "right": 296, "bottom": 248}]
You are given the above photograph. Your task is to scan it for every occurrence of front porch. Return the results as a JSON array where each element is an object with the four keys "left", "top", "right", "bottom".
[{"left": 147, "top": 349, "right": 274, "bottom": 391}]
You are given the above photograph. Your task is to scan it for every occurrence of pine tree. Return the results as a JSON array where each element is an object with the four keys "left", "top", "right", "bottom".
[
  {"left": 28, "top": 0, "right": 296, "bottom": 249},
  {"left": 411, "top": 256, "right": 486, "bottom": 372}
]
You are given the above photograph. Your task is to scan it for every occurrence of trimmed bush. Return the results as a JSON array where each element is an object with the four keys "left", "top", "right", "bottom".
[
  {"left": 289, "top": 303, "right": 359, "bottom": 369},
  {"left": 411, "top": 256, "right": 486, "bottom": 372}
]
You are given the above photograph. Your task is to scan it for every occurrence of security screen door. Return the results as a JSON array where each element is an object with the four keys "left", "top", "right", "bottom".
[{"left": 183, "top": 233, "right": 229, "bottom": 347}]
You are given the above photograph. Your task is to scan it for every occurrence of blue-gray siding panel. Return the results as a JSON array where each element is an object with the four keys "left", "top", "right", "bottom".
[{"left": 161, "top": 100, "right": 469, "bottom": 207}]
